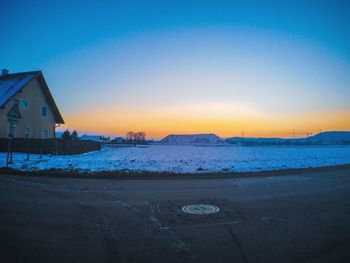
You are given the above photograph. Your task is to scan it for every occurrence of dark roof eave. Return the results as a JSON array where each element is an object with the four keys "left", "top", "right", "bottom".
[{"left": 0, "top": 70, "right": 41, "bottom": 80}]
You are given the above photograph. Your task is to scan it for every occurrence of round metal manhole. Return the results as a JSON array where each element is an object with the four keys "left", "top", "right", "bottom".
[{"left": 182, "top": 204, "right": 220, "bottom": 215}]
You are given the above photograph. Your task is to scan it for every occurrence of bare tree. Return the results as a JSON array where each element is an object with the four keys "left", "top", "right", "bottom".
[
  {"left": 126, "top": 131, "right": 134, "bottom": 143},
  {"left": 138, "top": 131, "right": 146, "bottom": 143},
  {"left": 125, "top": 131, "right": 146, "bottom": 144}
]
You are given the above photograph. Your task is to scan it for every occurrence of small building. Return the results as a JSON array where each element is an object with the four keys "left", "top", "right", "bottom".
[
  {"left": 0, "top": 69, "right": 64, "bottom": 138},
  {"left": 112, "top": 136, "right": 127, "bottom": 144},
  {"left": 80, "top": 135, "right": 107, "bottom": 143}
]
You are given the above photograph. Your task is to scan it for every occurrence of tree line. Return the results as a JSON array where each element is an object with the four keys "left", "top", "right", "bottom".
[
  {"left": 59, "top": 129, "right": 147, "bottom": 144},
  {"left": 61, "top": 130, "right": 78, "bottom": 140}
]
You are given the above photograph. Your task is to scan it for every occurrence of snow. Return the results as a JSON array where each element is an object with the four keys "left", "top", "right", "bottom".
[
  {"left": 2, "top": 145, "right": 350, "bottom": 174},
  {"left": 160, "top": 134, "right": 226, "bottom": 145},
  {"left": 55, "top": 131, "right": 64, "bottom": 138}
]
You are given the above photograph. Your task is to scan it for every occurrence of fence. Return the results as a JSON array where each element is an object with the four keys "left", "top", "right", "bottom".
[{"left": 0, "top": 138, "right": 101, "bottom": 155}]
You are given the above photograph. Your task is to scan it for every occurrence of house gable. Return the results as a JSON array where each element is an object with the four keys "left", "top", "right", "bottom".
[
  {"left": 0, "top": 71, "right": 64, "bottom": 124},
  {"left": 0, "top": 71, "right": 64, "bottom": 138}
]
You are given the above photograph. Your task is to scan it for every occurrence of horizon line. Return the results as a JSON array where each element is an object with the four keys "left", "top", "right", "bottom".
[{"left": 55, "top": 129, "right": 350, "bottom": 140}]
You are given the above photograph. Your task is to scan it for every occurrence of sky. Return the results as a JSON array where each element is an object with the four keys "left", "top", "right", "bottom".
[{"left": 1, "top": 0, "right": 350, "bottom": 138}]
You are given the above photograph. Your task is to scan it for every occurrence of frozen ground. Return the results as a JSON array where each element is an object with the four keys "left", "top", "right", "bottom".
[{"left": 1, "top": 145, "right": 350, "bottom": 173}]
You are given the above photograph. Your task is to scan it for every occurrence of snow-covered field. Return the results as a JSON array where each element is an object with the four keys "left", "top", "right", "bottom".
[{"left": 1, "top": 145, "right": 350, "bottom": 174}]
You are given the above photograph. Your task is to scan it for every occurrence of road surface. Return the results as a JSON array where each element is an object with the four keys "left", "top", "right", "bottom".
[{"left": 1, "top": 167, "right": 350, "bottom": 263}]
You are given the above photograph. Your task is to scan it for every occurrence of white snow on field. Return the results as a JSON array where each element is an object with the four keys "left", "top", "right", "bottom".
[{"left": 1, "top": 145, "right": 350, "bottom": 173}]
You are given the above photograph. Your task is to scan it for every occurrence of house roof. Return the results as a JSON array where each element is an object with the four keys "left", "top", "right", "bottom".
[
  {"left": 0, "top": 71, "right": 64, "bottom": 124},
  {"left": 80, "top": 135, "right": 103, "bottom": 142}
]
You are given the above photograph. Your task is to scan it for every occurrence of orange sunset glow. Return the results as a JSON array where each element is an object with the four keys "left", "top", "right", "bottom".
[{"left": 63, "top": 103, "right": 350, "bottom": 138}]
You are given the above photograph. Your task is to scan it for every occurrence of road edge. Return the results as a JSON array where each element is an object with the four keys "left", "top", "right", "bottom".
[{"left": 1, "top": 164, "right": 350, "bottom": 180}]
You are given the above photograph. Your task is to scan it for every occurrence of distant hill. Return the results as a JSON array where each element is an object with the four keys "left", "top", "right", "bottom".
[
  {"left": 226, "top": 131, "right": 350, "bottom": 146},
  {"left": 160, "top": 134, "right": 226, "bottom": 145},
  {"left": 226, "top": 137, "right": 288, "bottom": 145},
  {"left": 306, "top": 131, "right": 350, "bottom": 143}
]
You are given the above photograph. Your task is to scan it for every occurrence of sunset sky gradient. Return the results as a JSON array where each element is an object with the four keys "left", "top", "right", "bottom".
[{"left": 1, "top": 0, "right": 350, "bottom": 138}]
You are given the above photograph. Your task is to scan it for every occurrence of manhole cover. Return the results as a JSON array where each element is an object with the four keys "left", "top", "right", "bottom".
[{"left": 182, "top": 204, "right": 220, "bottom": 215}]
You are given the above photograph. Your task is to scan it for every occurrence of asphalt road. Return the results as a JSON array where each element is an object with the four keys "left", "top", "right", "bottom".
[{"left": 1, "top": 167, "right": 350, "bottom": 263}]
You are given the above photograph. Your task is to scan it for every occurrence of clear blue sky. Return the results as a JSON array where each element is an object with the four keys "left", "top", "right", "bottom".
[{"left": 1, "top": 0, "right": 350, "bottom": 137}]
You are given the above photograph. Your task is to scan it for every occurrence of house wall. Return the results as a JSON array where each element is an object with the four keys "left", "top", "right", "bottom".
[{"left": 0, "top": 78, "right": 56, "bottom": 138}]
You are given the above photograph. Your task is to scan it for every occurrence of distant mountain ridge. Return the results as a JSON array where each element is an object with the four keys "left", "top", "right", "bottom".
[
  {"left": 225, "top": 131, "right": 350, "bottom": 146},
  {"left": 160, "top": 134, "right": 226, "bottom": 145},
  {"left": 307, "top": 131, "right": 350, "bottom": 143},
  {"left": 159, "top": 131, "right": 350, "bottom": 146}
]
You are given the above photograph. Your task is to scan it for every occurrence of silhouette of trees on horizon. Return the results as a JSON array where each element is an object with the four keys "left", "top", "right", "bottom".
[
  {"left": 61, "top": 129, "right": 79, "bottom": 140},
  {"left": 126, "top": 131, "right": 146, "bottom": 144}
]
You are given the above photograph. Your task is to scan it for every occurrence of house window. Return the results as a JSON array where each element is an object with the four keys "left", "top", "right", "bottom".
[
  {"left": 20, "top": 100, "right": 29, "bottom": 109},
  {"left": 41, "top": 106, "right": 47, "bottom": 117},
  {"left": 42, "top": 129, "right": 49, "bottom": 139},
  {"left": 25, "top": 127, "right": 31, "bottom": 138},
  {"left": 13, "top": 99, "right": 29, "bottom": 109}
]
